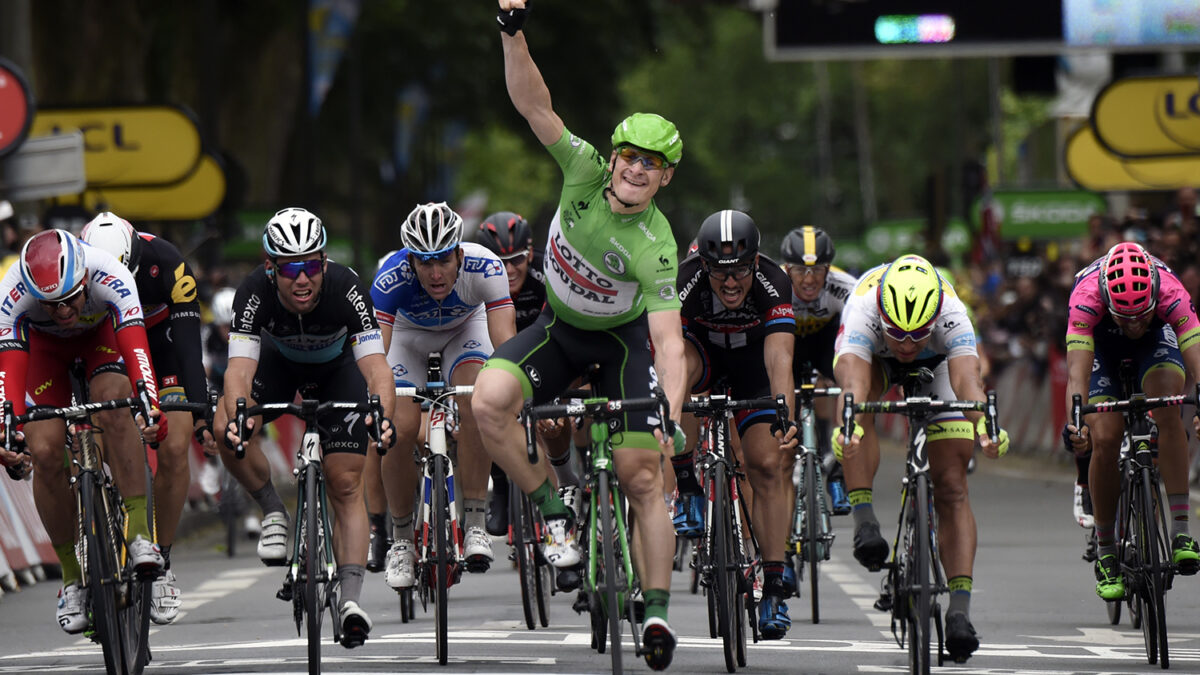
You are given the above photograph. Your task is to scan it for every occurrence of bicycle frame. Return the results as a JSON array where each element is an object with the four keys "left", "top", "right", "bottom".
[{"left": 791, "top": 382, "right": 841, "bottom": 625}]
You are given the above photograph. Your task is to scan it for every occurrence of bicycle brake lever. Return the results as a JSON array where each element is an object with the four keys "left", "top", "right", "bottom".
[
  {"left": 841, "top": 392, "right": 855, "bottom": 443},
  {"left": 522, "top": 401, "right": 538, "bottom": 465},
  {"left": 1071, "top": 393, "right": 1083, "bottom": 437},
  {"left": 986, "top": 390, "right": 999, "bottom": 444},
  {"left": 367, "top": 394, "right": 384, "bottom": 453},
  {"left": 235, "top": 398, "right": 248, "bottom": 460}
]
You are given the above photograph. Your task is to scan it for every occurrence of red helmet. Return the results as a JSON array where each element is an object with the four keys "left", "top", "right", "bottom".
[
  {"left": 20, "top": 229, "right": 88, "bottom": 302},
  {"left": 1100, "top": 242, "right": 1159, "bottom": 319}
]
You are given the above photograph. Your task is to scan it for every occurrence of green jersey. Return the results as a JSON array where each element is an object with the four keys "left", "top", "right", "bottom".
[{"left": 542, "top": 128, "right": 681, "bottom": 330}]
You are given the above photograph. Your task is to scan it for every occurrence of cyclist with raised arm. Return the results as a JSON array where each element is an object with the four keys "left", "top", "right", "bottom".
[
  {"left": 1063, "top": 242, "right": 1200, "bottom": 601},
  {"left": 671, "top": 209, "right": 798, "bottom": 639},
  {"left": 0, "top": 229, "right": 168, "bottom": 634},
  {"left": 372, "top": 202, "right": 516, "bottom": 590},
  {"left": 833, "top": 254, "right": 1008, "bottom": 662},
  {"left": 477, "top": 3, "right": 688, "bottom": 669},
  {"left": 780, "top": 225, "right": 856, "bottom": 515},
  {"left": 81, "top": 212, "right": 209, "bottom": 625},
  {"left": 212, "top": 208, "right": 397, "bottom": 648}
]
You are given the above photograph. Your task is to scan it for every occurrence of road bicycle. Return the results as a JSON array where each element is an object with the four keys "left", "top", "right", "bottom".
[
  {"left": 842, "top": 368, "right": 998, "bottom": 675},
  {"left": 790, "top": 381, "right": 841, "bottom": 625},
  {"left": 3, "top": 366, "right": 209, "bottom": 675},
  {"left": 683, "top": 390, "right": 786, "bottom": 672},
  {"left": 396, "top": 352, "right": 473, "bottom": 666},
  {"left": 1072, "top": 363, "right": 1197, "bottom": 669},
  {"left": 232, "top": 394, "right": 383, "bottom": 675},
  {"left": 524, "top": 384, "right": 671, "bottom": 675}
]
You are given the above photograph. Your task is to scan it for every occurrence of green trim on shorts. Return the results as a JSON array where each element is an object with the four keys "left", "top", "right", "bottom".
[
  {"left": 480, "top": 358, "right": 532, "bottom": 400},
  {"left": 614, "top": 431, "right": 660, "bottom": 452},
  {"left": 1143, "top": 361, "right": 1185, "bottom": 386},
  {"left": 927, "top": 419, "right": 974, "bottom": 442},
  {"left": 1087, "top": 394, "right": 1118, "bottom": 405}
]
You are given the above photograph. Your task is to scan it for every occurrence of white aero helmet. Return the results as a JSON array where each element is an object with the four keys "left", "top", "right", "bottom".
[
  {"left": 401, "top": 202, "right": 463, "bottom": 259},
  {"left": 81, "top": 212, "right": 142, "bottom": 272},
  {"left": 211, "top": 287, "right": 236, "bottom": 325},
  {"left": 263, "top": 207, "right": 327, "bottom": 258}
]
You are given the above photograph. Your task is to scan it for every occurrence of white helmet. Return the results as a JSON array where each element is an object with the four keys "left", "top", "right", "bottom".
[
  {"left": 211, "top": 287, "right": 236, "bottom": 325},
  {"left": 81, "top": 212, "right": 141, "bottom": 272},
  {"left": 263, "top": 207, "right": 326, "bottom": 258},
  {"left": 400, "top": 202, "right": 462, "bottom": 258}
]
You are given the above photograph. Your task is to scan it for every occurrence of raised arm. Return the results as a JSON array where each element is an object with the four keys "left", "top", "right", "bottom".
[{"left": 499, "top": 2, "right": 564, "bottom": 146}]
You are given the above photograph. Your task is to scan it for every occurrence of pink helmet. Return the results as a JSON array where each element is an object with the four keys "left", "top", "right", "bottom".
[{"left": 1100, "top": 242, "right": 1159, "bottom": 319}]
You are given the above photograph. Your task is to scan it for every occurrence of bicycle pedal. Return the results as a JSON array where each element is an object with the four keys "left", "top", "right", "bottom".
[
  {"left": 277, "top": 581, "right": 294, "bottom": 602},
  {"left": 572, "top": 591, "right": 590, "bottom": 614},
  {"left": 873, "top": 592, "right": 893, "bottom": 612},
  {"left": 465, "top": 558, "right": 491, "bottom": 574},
  {"left": 260, "top": 557, "right": 288, "bottom": 568}
]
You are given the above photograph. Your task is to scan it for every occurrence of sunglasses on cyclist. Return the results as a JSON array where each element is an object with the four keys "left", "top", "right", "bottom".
[
  {"left": 39, "top": 285, "right": 86, "bottom": 310},
  {"left": 880, "top": 317, "right": 933, "bottom": 343},
  {"left": 500, "top": 252, "right": 530, "bottom": 266},
  {"left": 411, "top": 248, "right": 457, "bottom": 264},
  {"left": 274, "top": 258, "right": 324, "bottom": 280},
  {"left": 616, "top": 146, "right": 667, "bottom": 171},
  {"left": 788, "top": 264, "right": 829, "bottom": 278},
  {"left": 1110, "top": 305, "right": 1156, "bottom": 323},
  {"left": 707, "top": 263, "right": 754, "bottom": 282}
]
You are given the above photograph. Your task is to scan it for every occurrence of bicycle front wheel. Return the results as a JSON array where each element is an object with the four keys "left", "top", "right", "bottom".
[
  {"left": 510, "top": 481, "right": 538, "bottom": 630},
  {"left": 908, "top": 476, "right": 933, "bottom": 675},
  {"left": 83, "top": 478, "right": 150, "bottom": 675},
  {"left": 303, "top": 465, "right": 323, "bottom": 675},
  {"left": 803, "top": 451, "right": 822, "bottom": 624},
  {"left": 432, "top": 454, "right": 451, "bottom": 665},
  {"left": 1134, "top": 467, "right": 1168, "bottom": 668},
  {"left": 598, "top": 469, "right": 625, "bottom": 675},
  {"left": 711, "top": 463, "right": 738, "bottom": 673}
]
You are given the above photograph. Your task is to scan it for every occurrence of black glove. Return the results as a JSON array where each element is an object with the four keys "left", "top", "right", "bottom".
[
  {"left": 770, "top": 418, "right": 797, "bottom": 437},
  {"left": 497, "top": 3, "right": 530, "bottom": 36}
]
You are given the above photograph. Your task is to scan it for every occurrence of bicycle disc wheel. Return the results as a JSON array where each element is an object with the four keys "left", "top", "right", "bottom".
[
  {"left": 804, "top": 452, "right": 822, "bottom": 624},
  {"left": 432, "top": 455, "right": 450, "bottom": 665},
  {"left": 511, "top": 481, "right": 537, "bottom": 630},
  {"left": 909, "top": 476, "right": 933, "bottom": 675},
  {"left": 598, "top": 469, "right": 624, "bottom": 675},
  {"left": 303, "top": 467, "right": 323, "bottom": 675}
]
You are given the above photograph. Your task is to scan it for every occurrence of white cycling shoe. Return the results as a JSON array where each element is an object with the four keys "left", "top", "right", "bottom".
[
  {"left": 1073, "top": 483, "right": 1094, "bottom": 529},
  {"left": 542, "top": 516, "right": 581, "bottom": 568},
  {"left": 150, "top": 569, "right": 182, "bottom": 625},
  {"left": 56, "top": 583, "right": 88, "bottom": 634},
  {"left": 128, "top": 535, "right": 165, "bottom": 574},
  {"left": 257, "top": 511, "right": 289, "bottom": 565},
  {"left": 464, "top": 526, "right": 494, "bottom": 570},
  {"left": 385, "top": 539, "right": 416, "bottom": 589}
]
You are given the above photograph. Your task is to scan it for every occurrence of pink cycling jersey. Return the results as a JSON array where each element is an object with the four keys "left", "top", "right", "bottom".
[{"left": 1066, "top": 255, "right": 1200, "bottom": 353}]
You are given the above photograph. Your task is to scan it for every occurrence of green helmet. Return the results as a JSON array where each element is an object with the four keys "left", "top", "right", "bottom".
[
  {"left": 877, "top": 254, "right": 943, "bottom": 332},
  {"left": 611, "top": 113, "right": 682, "bottom": 166}
]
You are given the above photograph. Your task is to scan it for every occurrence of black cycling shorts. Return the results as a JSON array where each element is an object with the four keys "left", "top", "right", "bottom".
[
  {"left": 250, "top": 347, "right": 370, "bottom": 455},
  {"left": 683, "top": 329, "right": 773, "bottom": 436}
]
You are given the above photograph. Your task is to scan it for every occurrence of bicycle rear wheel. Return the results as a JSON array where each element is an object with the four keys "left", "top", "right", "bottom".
[
  {"left": 803, "top": 451, "right": 822, "bottom": 624},
  {"left": 511, "top": 482, "right": 538, "bottom": 630},
  {"left": 303, "top": 465, "right": 323, "bottom": 675},
  {"left": 430, "top": 455, "right": 451, "bottom": 665},
  {"left": 908, "top": 476, "right": 933, "bottom": 675},
  {"left": 598, "top": 469, "right": 624, "bottom": 675}
]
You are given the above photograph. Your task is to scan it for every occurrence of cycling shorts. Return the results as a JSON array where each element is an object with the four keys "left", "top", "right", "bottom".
[
  {"left": 25, "top": 323, "right": 126, "bottom": 409},
  {"left": 1089, "top": 321, "right": 1184, "bottom": 402},
  {"left": 793, "top": 317, "right": 838, "bottom": 382},
  {"left": 388, "top": 311, "right": 492, "bottom": 387},
  {"left": 878, "top": 356, "right": 972, "bottom": 439},
  {"left": 250, "top": 347, "right": 369, "bottom": 455},
  {"left": 147, "top": 321, "right": 186, "bottom": 403},
  {"left": 482, "top": 307, "right": 662, "bottom": 451},
  {"left": 684, "top": 330, "right": 773, "bottom": 437}
]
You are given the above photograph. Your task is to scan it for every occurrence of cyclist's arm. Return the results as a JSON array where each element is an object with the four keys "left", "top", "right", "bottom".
[
  {"left": 485, "top": 305, "right": 517, "bottom": 352},
  {"left": 222, "top": 356, "right": 258, "bottom": 421},
  {"left": 948, "top": 352, "right": 987, "bottom": 426},
  {"left": 648, "top": 308, "right": 686, "bottom": 424},
  {"left": 832, "top": 352, "right": 872, "bottom": 427},
  {"left": 500, "top": 16, "right": 564, "bottom": 146},
  {"left": 763, "top": 331, "right": 795, "bottom": 423},
  {"left": 356, "top": 352, "right": 396, "bottom": 430}
]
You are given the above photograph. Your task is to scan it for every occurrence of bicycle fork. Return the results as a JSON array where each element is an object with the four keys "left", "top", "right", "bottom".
[{"left": 418, "top": 410, "right": 463, "bottom": 585}]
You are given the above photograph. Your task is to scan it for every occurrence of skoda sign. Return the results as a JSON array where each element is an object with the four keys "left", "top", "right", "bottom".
[{"left": 977, "top": 190, "right": 1106, "bottom": 239}]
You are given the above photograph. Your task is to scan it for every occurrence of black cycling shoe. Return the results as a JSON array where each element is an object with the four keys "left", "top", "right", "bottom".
[
  {"left": 486, "top": 480, "right": 510, "bottom": 537},
  {"left": 853, "top": 521, "right": 889, "bottom": 571},
  {"left": 556, "top": 565, "right": 582, "bottom": 592},
  {"left": 944, "top": 611, "right": 979, "bottom": 663},
  {"left": 366, "top": 526, "right": 390, "bottom": 573},
  {"left": 641, "top": 618, "right": 677, "bottom": 671}
]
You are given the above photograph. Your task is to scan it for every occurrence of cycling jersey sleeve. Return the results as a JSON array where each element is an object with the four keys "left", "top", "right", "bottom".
[
  {"left": 1065, "top": 266, "right": 1104, "bottom": 353},
  {"left": 1157, "top": 269, "right": 1200, "bottom": 351},
  {"left": 336, "top": 269, "right": 386, "bottom": 361},
  {"left": 546, "top": 127, "right": 607, "bottom": 186},
  {"left": 757, "top": 260, "right": 795, "bottom": 336},
  {"left": 371, "top": 250, "right": 407, "bottom": 329},
  {"left": 160, "top": 255, "right": 208, "bottom": 411},
  {"left": 227, "top": 272, "right": 266, "bottom": 362}
]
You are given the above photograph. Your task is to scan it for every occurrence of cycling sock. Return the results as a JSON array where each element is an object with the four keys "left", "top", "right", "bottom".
[
  {"left": 671, "top": 452, "right": 702, "bottom": 495},
  {"left": 250, "top": 479, "right": 288, "bottom": 518},
  {"left": 763, "top": 560, "right": 789, "bottom": 597},
  {"left": 1074, "top": 452, "right": 1091, "bottom": 485},
  {"left": 1168, "top": 493, "right": 1190, "bottom": 537},
  {"left": 530, "top": 478, "right": 569, "bottom": 520},
  {"left": 643, "top": 588, "right": 670, "bottom": 622},
  {"left": 336, "top": 564, "right": 366, "bottom": 607},
  {"left": 368, "top": 511, "right": 386, "bottom": 533},
  {"left": 55, "top": 542, "right": 82, "bottom": 587},
  {"left": 849, "top": 489, "right": 876, "bottom": 528},
  {"left": 391, "top": 512, "right": 414, "bottom": 543},
  {"left": 124, "top": 495, "right": 152, "bottom": 540},
  {"left": 549, "top": 448, "right": 580, "bottom": 488},
  {"left": 947, "top": 576, "right": 972, "bottom": 615},
  {"left": 160, "top": 544, "right": 172, "bottom": 570},
  {"left": 1096, "top": 521, "right": 1117, "bottom": 559},
  {"left": 463, "top": 499, "right": 487, "bottom": 531}
]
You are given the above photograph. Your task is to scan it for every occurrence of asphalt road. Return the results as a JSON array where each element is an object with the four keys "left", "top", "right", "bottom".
[{"left": 2, "top": 445, "right": 1199, "bottom": 675}]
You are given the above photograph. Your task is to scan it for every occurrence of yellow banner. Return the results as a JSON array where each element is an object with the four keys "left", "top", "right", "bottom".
[
  {"left": 1091, "top": 75, "right": 1200, "bottom": 158},
  {"left": 29, "top": 106, "right": 202, "bottom": 186},
  {"left": 74, "top": 154, "right": 225, "bottom": 221},
  {"left": 1065, "top": 126, "right": 1200, "bottom": 192}
]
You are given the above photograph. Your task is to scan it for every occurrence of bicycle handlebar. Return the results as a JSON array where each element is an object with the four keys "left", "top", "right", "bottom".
[
  {"left": 396, "top": 385, "right": 475, "bottom": 399},
  {"left": 1071, "top": 384, "right": 1200, "bottom": 434},
  {"left": 521, "top": 386, "right": 672, "bottom": 464},
  {"left": 232, "top": 395, "right": 384, "bottom": 460},
  {"left": 840, "top": 390, "right": 1000, "bottom": 447}
]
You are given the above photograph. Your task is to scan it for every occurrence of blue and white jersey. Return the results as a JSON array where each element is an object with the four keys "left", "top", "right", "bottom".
[{"left": 372, "top": 242, "right": 513, "bottom": 332}]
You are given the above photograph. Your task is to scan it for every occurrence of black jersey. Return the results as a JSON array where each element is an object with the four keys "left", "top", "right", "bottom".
[
  {"left": 677, "top": 253, "right": 796, "bottom": 350},
  {"left": 514, "top": 250, "right": 548, "bottom": 331},
  {"left": 132, "top": 233, "right": 207, "bottom": 405},
  {"left": 228, "top": 262, "right": 385, "bottom": 365}
]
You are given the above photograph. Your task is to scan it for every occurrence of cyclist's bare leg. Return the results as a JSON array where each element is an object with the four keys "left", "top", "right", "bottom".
[
  {"left": 928, "top": 437, "right": 977, "bottom": 579},
  {"left": 450, "top": 362, "right": 489, "bottom": 505},
  {"left": 839, "top": 363, "right": 886, "bottom": 494},
  {"left": 24, "top": 417, "right": 74, "bottom": 546},
  {"left": 153, "top": 409, "right": 193, "bottom": 549},
  {"left": 325, "top": 451, "right": 368, "bottom": 566},
  {"left": 742, "top": 423, "right": 788, "bottom": 562},
  {"left": 90, "top": 372, "right": 148, "bottom": 502},
  {"left": 364, "top": 445, "right": 386, "bottom": 514},
  {"left": 1086, "top": 410, "right": 1125, "bottom": 527},
  {"left": 381, "top": 396, "right": 422, "bottom": 526},
  {"left": 472, "top": 368, "right": 549, "bottom": 492},
  {"left": 1144, "top": 366, "right": 1189, "bottom": 496},
  {"left": 213, "top": 398, "right": 272, "bottom": 499},
  {"left": 615, "top": 446, "right": 674, "bottom": 590}
]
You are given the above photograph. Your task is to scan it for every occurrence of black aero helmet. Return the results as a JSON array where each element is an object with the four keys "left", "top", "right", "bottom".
[
  {"left": 478, "top": 211, "right": 532, "bottom": 258},
  {"left": 696, "top": 210, "right": 759, "bottom": 266},
  {"left": 780, "top": 226, "right": 835, "bottom": 266}
]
